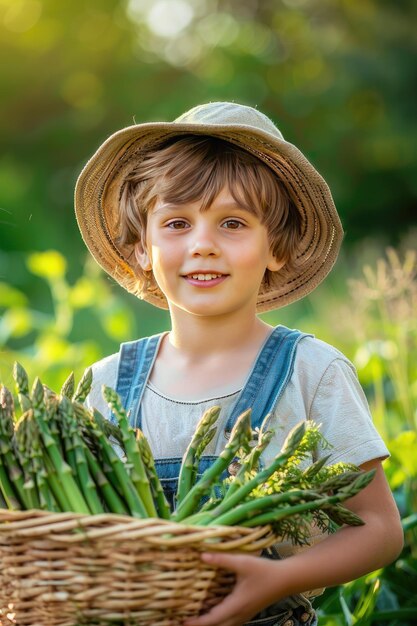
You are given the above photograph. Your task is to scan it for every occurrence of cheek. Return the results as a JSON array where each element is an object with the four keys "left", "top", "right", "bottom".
[
  {"left": 150, "top": 243, "right": 181, "bottom": 278},
  {"left": 235, "top": 240, "right": 268, "bottom": 267}
]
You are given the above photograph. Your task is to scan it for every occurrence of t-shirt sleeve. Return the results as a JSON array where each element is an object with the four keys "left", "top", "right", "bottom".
[{"left": 309, "top": 357, "right": 389, "bottom": 466}]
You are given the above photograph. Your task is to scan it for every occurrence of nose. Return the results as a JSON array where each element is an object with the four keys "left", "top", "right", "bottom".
[{"left": 188, "top": 223, "right": 220, "bottom": 257}]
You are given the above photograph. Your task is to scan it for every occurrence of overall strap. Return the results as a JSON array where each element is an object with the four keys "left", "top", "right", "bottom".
[
  {"left": 113, "top": 332, "right": 166, "bottom": 427},
  {"left": 224, "top": 325, "right": 312, "bottom": 435}
]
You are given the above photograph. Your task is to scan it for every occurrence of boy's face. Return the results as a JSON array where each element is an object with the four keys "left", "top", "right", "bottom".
[{"left": 134, "top": 187, "right": 283, "bottom": 319}]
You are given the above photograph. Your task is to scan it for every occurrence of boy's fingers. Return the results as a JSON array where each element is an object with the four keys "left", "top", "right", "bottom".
[
  {"left": 184, "top": 553, "right": 262, "bottom": 625},
  {"left": 200, "top": 551, "right": 253, "bottom": 572}
]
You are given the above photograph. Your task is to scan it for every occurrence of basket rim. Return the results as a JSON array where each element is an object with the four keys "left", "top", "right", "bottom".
[{"left": 0, "top": 508, "right": 277, "bottom": 551}]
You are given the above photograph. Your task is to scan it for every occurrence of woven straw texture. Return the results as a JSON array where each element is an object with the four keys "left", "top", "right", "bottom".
[{"left": 0, "top": 510, "right": 276, "bottom": 626}]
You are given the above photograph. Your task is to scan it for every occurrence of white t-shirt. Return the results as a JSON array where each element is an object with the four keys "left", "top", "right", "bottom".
[{"left": 86, "top": 335, "right": 389, "bottom": 468}]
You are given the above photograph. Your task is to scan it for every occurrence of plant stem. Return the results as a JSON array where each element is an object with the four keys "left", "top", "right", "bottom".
[
  {"left": 103, "top": 386, "right": 157, "bottom": 517},
  {"left": 172, "top": 408, "right": 253, "bottom": 522},
  {"left": 188, "top": 421, "right": 306, "bottom": 526},
  {"left": 176, "top": 406, "right": 220, "bottom": 505},
  {"left": 31, "top": 378, "right": 90, "bottom": 514},
  {"left": 92, "top": 408, "right": 148, "bottom": 518},
  {"left": 136, "top": 429, "right": 171, "bottom": 519},
  {"left": 73, "top": 367, "right": 93, "bottom": 403},
  {"left": 84, "top": 446, "right": 129, "bottom": 515}
]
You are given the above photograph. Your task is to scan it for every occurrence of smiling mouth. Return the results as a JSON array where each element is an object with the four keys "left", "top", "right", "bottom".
[{"left": 185, "top": 273, "right": 226, "bottom": 281}]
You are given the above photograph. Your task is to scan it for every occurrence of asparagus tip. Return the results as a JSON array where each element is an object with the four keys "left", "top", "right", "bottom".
[
  {"left": 13, "top": 361, "right": 29, "bottom": 395},
  {"left": 60, "top": 371, "right": 75, "bottom": 398}
]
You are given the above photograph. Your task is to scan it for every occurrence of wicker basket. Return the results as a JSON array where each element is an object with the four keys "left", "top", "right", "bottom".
[{"left": 0, "top": 510, "right": 276, "bottom": 626}]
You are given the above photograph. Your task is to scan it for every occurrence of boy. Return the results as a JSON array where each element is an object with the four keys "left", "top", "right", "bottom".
[{"left": 75, "top": 102, "right": 403, "bottom": 626}]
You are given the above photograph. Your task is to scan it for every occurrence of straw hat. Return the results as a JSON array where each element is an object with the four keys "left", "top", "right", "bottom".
[{"left": 75, "top": 101, "right": 343, "bottom": 312}]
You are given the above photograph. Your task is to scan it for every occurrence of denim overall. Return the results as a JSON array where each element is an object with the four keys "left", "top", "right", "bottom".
[{"left": 114, "top": 325, "right": 318, "bottom": 626}]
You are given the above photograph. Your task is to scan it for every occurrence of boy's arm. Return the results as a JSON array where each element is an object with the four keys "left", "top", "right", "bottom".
[{"left": 185, "top": 459, "right": 403, "bottom": 626}]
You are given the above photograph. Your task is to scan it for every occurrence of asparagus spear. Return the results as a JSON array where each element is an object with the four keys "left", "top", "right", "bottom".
[
  {"left": 136, "top": 429, "right": 171, "bottom": 519},
  {"left": 13, "top": 361, "right": 32, "bottom": 413},
  {"left": 0, "top": 386, "right": 30, "bottom": 508},
  {"left": 299, "top": 454, "right": 332, "bottom": 482},
  {"left": 42, "top": 453, "right": 73, "bottom": 511},
  {"left": 183, "top": 421, "right": 306, "bottom": 526},
  {"left": 83, "top": 444, "right": 129, "bottom": 515},
  {"left": 60, "top": 371, "right": 75, "bottom": 399},
  {"left": 207, "top": 471, "right": 371, "bottom": 527},
  {"left": 26, "top": 410, "right": 58, "bottom": 512},
  {"left": 91, "top": 408, "right": 148, "bottom": 518},
  {"left": 31, "top": 377, "right": 90, "bottom": 514},
  {"left": 0, "top": 459, "right": 20, "bottom": 509},
  {"left": 72, "top": 367, "right": 93, "bottom": 403},
  {"left": 71, "top": 432, "right": 104, "bottom": 514},
  {"left": 210, "top": 488, "right": 321, "bottom": 526},
  {"left": 246, "top": 428, "right": 275, "bottom": 473},
  {"left": 59, "top": 396, "right": 104, "bottom": 514},
  {"left": 319, "top": 471, "right": 368, "bottom": 492},
  {"left": 13, "top": 361, "right": 29, "bottom": 396},
  {"left": 103, "top": 386, "right": 157, "bottom": 518},
  {"left": 73, "top": 402, "right": 123, "bottom": 493},
  {"left": 16, "top": 380, "right": 58, "bottom": 510},
  {"left": 66, "top": 399, "right": 142, "bottom": 516},
  {"left": 56, "top": 399, "right": 79, "bottom": 480},
  {"left": 172, "top": 408, "right": 253, "bottom": 522},
  {"left": 88, "top": 404, "right": 125, "bottom": 451},
  {"left": 238, "top": 470, "right": 376, "bottom": 529},
  {"left": 222, "top": 426, "right": 275, "bottom": 503},
  {"left": 324, "top": 503, "right": 365, "bottom": 527},
  {"left": 176, "top": 406, "right": 221, "bottom": 505},
  {"left": 71, "top": 396, "right": 125, "bottom": 510},
  {"left": 42, "top": 392, "right": 66, "bottom": 458},
  {"left": 14, "top": 410, "right": 41, "bottom": 509},
  {"left": 192, "top": 427, "right": 217, "bottom": 485}
]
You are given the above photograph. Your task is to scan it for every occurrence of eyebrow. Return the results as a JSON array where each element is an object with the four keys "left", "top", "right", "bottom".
[
  {"left": 153, "top": 200, "right": 250, "bottom": 215},
  {"left": 152, "top": 204, "right": 183, "bottom": 215}
]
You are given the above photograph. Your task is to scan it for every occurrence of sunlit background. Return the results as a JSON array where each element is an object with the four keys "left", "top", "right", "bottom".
[{"left": 0, "top": 1, "right": 417, "bottom": 621}]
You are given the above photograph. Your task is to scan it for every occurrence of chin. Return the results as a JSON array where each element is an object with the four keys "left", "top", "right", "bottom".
[{"left": 178, "top": 301, "right": 230, "bottom": 317}]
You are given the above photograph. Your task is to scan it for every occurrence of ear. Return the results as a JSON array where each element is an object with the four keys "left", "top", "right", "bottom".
[
  {"left": 267, "top": 256, "right": 286, "bottom": 272},
  {"left": 134, "top": 241, "right": 152, "bottom": 271}
]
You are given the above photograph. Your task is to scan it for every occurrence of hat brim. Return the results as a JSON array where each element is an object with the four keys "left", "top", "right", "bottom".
[{"left": 75, "top": 121, "right": 343, "bottom": 312}]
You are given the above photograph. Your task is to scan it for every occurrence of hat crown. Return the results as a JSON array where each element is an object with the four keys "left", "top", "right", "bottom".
[{"left": 174, "top": 101, "right": 284, "bottom": 141}]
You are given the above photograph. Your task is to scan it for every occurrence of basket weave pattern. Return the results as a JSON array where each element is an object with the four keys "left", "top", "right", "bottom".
[{"left": 0, "top": 510, "right": 275, "bottom": 626}]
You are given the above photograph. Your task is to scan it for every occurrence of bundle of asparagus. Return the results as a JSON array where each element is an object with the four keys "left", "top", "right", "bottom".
[{"left": 0, "top": 363, "right": 375, "bottom": 544}]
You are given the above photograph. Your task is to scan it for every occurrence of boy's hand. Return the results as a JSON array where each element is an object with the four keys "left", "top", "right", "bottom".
[{"left": 184, "top": 552, "right": 284, "bottom": 626}]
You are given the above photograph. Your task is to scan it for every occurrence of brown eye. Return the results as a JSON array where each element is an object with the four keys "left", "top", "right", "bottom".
[
  {"left": 222, "top": 220, "right": 244, "bottom": 229},
  {"left": 167, "top": 220, "right": 188, "bottom": 229}
]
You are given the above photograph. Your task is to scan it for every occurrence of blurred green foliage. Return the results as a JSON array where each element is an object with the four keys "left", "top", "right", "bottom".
[{"left": 0, "top": 249, "right": 169, "bottom": 390}]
